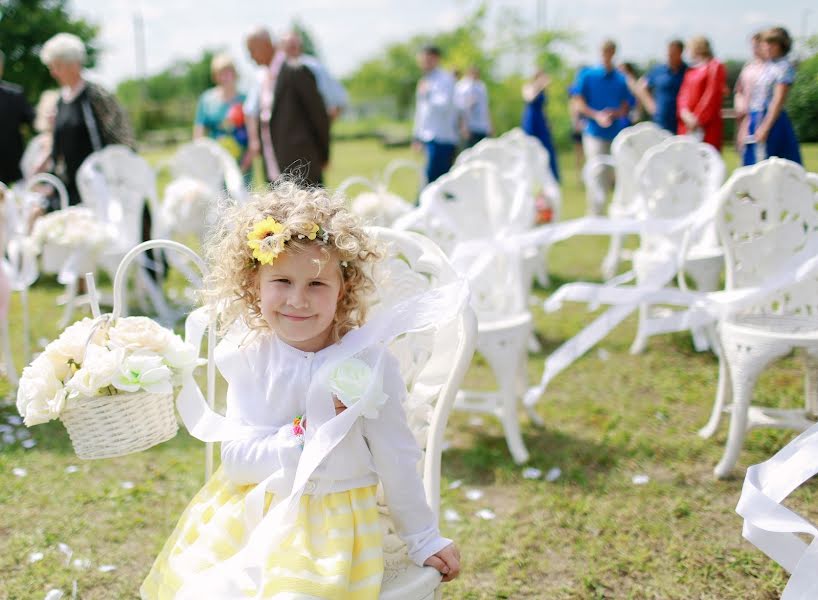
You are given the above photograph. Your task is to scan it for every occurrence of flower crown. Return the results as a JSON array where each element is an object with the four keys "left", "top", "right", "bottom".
[{"left": 246, "top": 216, "right": 330, "bottom": 265}]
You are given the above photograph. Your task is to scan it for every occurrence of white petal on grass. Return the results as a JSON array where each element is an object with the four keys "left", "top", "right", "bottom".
[
  {"left": 632, "top": 474, "right": 650, "bottom": 485},
  {"left": 65, "top": 466, "right": 79, "bottom": 474},
  {"left": 468, "top": 416, "right": 484, "bottom": 427},
  {"left": 448, "top": 479, "right": 463, "bottom": 490},
  {"left": 7, "top": 415, "right": 23, "bottom": 425},
  {"left": 44, "top": 590, "right": 64, "bottom": 600},
  {"left": 546, "top": 467, "right": 562, "bottom": 482},
  {"left": 475, "top": 509, "right": 496, "bottom": 520},
  {"left": 597, "top": 348, "right": 611, "bottom": 361},
  {"left": 465, "top": 489, "right": 484, "bottom": 501},
  {"left": 0, "top": 424, "right": 12, "bottom": 433},
  {"left": 22, "top": 439, "right": 37, "bottom": 449},
  {"left": 12, "top": 467, "right": 27, "bottom": 477},
  {"left": 3, "top": 433, "right": 15, "bottom": 445},
  {"left": 98, "top": 564, "right": 117, "bottom": 573},
  {"left": 29, "top": 551, "right": 44, "bottom": 563},
  {"left": 443, "top": 508, "right": 462, "bottom": 522},
  {"left": 72, "top": 558, "right": 91, "bottom": 570},
  {"left": 121, "top": 481, "right": 135, "bottom": 490},
  {"left": 522, "top": 467, "right": 542, "bottom": 479},
  {"left": 57, "top": 542, "right": 72, "bottom": 565}
]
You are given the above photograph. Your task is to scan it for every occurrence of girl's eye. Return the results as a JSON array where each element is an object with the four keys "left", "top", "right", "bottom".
[
  {"left": 309, "top": 281, "right": 324, "bottom": 287},
  {"left": 271, "top": 278, "right": 289, "bottom": 284}
]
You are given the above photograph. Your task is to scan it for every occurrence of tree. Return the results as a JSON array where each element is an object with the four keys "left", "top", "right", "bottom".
[
  {"left": 788, "top": 51, "right": 818, "bottom": 143},
  {"left": 0, "top": 0, "right": 98, "bottom": 102}
]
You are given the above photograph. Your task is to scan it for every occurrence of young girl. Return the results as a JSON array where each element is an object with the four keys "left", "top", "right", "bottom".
[{"left": 141, "top": 182, "right": 461, "bottom": 598}]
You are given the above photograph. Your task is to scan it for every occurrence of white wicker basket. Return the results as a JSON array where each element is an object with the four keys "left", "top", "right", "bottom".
[
  {"left": 61, "top": 390, "right": 178, "bottom": 460},
  {"left": 55, "top": 240, "right": 208, "bottom": 460}
]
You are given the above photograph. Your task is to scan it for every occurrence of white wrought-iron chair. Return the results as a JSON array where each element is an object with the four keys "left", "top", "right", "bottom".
[
  {"left": 629, "top": 136, "right": 726, "bottom": 354},
  {"left": 701, "top": 159, "right": 818, "bottom": 478},
  {"left": 171, "top": 227, "right": 477, "bottom": 599},
  {"left": 395, "top": 162, "right": 538, "bottom": 463},
  {"left": 591, "top": 122, "right": 672, "bottom": 279},
  {"left": 337, "top": 158, "right": 422, "bottom": 227},
  {"left": 167, "top": 138, "right": 247, "bottom": 204},
  {"left": 1, "top": 182, "right": 40, "bottom": 383},
  {"left": 75, "top": 145, "right": 169, "bottom": 323}
]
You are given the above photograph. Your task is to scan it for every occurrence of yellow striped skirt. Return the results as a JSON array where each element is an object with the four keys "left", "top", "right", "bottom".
[{"left": 141, "top": 467, "right": 383, "bottom": 599}]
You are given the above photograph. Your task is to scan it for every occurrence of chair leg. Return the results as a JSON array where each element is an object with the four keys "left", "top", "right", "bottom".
[
  {"left": 804, "top": 349, "right": 818, "bottom": 418},
  {"left": 535, "top": 246, "right": 551, "bottom": 289},
  {"left": 699, "top": 356, "right": 731, "bottom": 439},
  {"left": 20, "top": 287, "right": 30, "bottom": 367},
  {"left": 601, "top": 234, "right": 622, "bottom": 281},
  {"left": 713, "top": 340, "right": 790, "bottom": 479},
  {"left": 58, "top": 278, "right": 78, "bottom": 329},
  {"left": 500, "top": 382, "right": 529, "bottom": 464},
  {"left": 1, "top": 319, "right": 18, "bottom": 385},
  {"left": 629, "top": 303, "right": 648, "bottom": 355}
]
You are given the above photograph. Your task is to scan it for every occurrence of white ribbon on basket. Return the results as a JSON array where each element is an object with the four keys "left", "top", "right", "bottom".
[
  {"left": 172, "top": 280, "right": 469, "bottom": 598},
  {"left": 736, "top": 421, "right": 818, "bottom": 599}
]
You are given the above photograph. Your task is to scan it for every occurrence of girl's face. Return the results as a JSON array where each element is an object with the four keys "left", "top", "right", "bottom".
[{"left": 258, "top": 245, "right": 344, "bottom": 352}]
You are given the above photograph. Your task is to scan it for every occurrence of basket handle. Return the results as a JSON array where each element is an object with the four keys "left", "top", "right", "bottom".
[{"left": 112, "top": 239, "right": 207, "bottom": 320}]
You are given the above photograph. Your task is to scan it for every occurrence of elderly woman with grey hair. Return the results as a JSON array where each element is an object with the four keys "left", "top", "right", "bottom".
[{"left": 40, "top": 32, "right": 135, "bottom": 207}]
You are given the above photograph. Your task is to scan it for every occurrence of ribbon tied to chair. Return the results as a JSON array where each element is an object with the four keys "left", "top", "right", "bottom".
[{"left": 736, "top": 421, "right": 818, "bottom": 599}]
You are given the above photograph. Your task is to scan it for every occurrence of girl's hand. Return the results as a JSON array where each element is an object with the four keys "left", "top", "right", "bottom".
[
  {"left": 333, "top": 396, "right": 347, "bottom": 416},
  {"left": 424, "top": 543, "right": 461, "bottom": 582}
]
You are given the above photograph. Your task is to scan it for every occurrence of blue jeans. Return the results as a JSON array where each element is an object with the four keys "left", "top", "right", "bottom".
[{"left": 425, "top": 141, "right": 456, "bottom": 183}]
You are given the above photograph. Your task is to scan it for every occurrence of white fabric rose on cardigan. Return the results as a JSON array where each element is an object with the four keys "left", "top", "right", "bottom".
[{"left": 328, "top": 358, "right": 388, "bottom": 419}]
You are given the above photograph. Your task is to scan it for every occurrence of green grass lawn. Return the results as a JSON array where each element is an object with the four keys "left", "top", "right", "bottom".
[{"left": 2, "top": 140, "right": 818, "bottom": 599}]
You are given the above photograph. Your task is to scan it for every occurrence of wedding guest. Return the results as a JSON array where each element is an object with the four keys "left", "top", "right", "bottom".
[
  {"left": 280, "top": 31, "right": 348, "bottom": 121},
  {"left": 40, "top": 33, "right": 135, "bottom": 207},
  {"left": 742, "top": 27, "right": 801, "bottom": 165},
  {"left": 568, "top": 65, "right": 589, "bottom": 179},
  {"left": 734, "top": 33, "right": 765, "bottom": 155},
  {"left": 455, "top": 66, "right": 491, "bottom": 148},
  {"left": 521, "top": 69, "right": 559, "bottom": 181},
  {"left": 193, "top": 53, "right": 249, "bottom": 179},
  {"left": 571, "top": 40, "right": 631, "bottom": 213},
  {"left": 0, "top": 50, "right": 35, "bottom": 185},
  {"left": 412, "top": 45, "right": 458, "bottom": 183},
  {"left": 244, "top": 27, "right": 329, "bottom": 186},
  {"left": 637, "top": 40, "right": 688, "bottom": 133},
  {"left": 677, "top": 36, "right": 726, "bottom": 151}
]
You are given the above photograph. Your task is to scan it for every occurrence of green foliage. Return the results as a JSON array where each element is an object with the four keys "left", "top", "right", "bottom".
[
  {"left": 0, "top": 0, "right": 98, "bottom": 102},
  {"left": 116, "top": 50, "right": 218, "bottom": 135},
  {"left": 788, "top": 52, "right": 818, "bottom": 143},
  {"left": 343, "top": 3, "right": 578, "bottom": 143}
]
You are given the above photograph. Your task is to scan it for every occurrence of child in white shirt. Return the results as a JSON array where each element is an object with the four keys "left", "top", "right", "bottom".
[{"left": 141, "top": 182, "right": 461, "bottom": 599}]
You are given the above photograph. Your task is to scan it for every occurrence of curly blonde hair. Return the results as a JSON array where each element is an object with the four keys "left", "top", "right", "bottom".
[{"left": 203, "top": 181, "right": 383, "bottom": 341}]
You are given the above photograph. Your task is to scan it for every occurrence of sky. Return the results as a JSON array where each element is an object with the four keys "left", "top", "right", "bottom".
[{"left": 71, "top": 0, "right": 816, "bottom": 89}]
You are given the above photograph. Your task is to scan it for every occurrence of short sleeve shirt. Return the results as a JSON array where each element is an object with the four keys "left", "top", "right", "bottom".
[
  {"left": 749, "top": 58, "right": 796, "bottom": 113},
  {"left": 577, "top": 66, "right": 631, "bottom": 140},
  {"left": 645, "top": 63, "right": 687, "bottom": 133}
]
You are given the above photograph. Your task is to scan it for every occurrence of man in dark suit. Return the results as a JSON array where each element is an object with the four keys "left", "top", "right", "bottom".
[
  {"left": 0, "top": 50, "right": 35, "bottom": 184},
  {"left": 244, "top": 28, "right": 329, "bottom": 186}
]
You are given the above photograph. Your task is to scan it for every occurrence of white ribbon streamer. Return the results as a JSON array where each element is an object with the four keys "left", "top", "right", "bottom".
[
  {"left": 172, "top": 280, "right": 469, "bottom": 598},
  {"left": 736, "top": 421, "right": 818, "bottom": 599}
]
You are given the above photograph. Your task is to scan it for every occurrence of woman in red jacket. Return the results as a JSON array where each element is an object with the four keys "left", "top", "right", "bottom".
[{"left": 677, "top": 36, "right": 726, "bottom": 151}]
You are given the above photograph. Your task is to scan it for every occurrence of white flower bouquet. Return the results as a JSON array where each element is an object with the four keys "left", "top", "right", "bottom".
[
  {"left": 16, "top": 315, "right": 201, "bottom": 459},
  {"left": 29, "top": 206, "right": 116, "bottom": 252}
]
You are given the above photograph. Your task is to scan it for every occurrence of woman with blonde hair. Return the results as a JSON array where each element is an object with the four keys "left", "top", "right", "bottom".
[
  {"left": 676, "top": 36, "right": 726, "bottom": 150},
  {"left": 193, "top": 52, "right": 250, "bottom": 180},
  {"left": 742, "top": 27, "right": 801, "bottom": 165}
]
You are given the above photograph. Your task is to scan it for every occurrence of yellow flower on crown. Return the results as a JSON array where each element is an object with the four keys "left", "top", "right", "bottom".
[
  {"left": 247, "top": 217, "right": 289, "bottom": 265},
  {"left": 305, "top": 222, "right": 320, "bottom": 240}
]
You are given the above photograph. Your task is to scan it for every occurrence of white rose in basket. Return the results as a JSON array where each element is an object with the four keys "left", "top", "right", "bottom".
[
  {"left": 64, "top": 344, "right": 125, "bottom": 398},
  {"left": 107, "top": 316, "right": 174, "bottom": 354},
  {"left": 16, "top": 355, "right": 66, "bottom": 426},
  {"left": 328, "top": 358, "right": 388, "bottom": 419}
]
